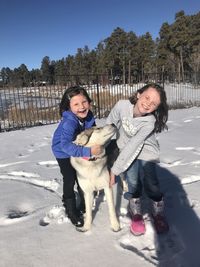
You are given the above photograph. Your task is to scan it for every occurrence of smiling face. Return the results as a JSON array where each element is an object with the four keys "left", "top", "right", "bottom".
[
  {"left": 69, "top": 93, "right": 91, "bottom": 119},
  {"left": 134, "top": 87, "right": 161, "bottom": 116}
]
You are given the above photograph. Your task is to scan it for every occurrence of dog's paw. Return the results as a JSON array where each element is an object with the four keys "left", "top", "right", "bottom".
[
  {"left": 112, "top": 227, "right": 121, "bottom": 232},
  {"left": 76, "top": 226, "right": 90, "bottom": 232},
  {"left": 111, "top": 222, "right": 121, "bottom": 232}
]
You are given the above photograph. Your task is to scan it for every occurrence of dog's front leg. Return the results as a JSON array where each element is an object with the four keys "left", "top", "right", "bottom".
[
  {"left": 76, "top": 191, "right": 93, "bottom": 232},
  {"left": 104, "top": 187, "right": 121, "bottom": 232}
]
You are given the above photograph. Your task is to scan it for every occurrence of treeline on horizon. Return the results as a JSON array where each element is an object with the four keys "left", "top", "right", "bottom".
[{"left": 1, "top": 10, "right": 200, "bottom": 87}]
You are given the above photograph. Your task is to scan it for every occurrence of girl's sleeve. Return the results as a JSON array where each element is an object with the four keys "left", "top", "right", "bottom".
[
  {"left": 61, "top": 121, "right": 91, "bottom": 157},
  {"left": 106, "top": 101, "right": 121, "bottom": 127},
  {"left": 111, "top": 123, "right": 155, "bottom": 176}
]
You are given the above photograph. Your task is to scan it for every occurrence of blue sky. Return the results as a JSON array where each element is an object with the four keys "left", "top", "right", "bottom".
[{"left": 0, "top": 0, "right": 199, "bottom": 70}]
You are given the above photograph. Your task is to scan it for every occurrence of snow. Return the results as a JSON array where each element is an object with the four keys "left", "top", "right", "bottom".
[{"left": 1, "top": 107, "right": 200, "bottom": 267}]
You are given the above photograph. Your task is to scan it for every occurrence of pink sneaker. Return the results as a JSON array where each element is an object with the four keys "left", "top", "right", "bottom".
[{"left": 130, "top": 214, "right": 146, "bottom": 236}]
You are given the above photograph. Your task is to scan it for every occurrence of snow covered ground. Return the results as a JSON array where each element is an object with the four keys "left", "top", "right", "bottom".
[{"left": 1, "top": 107, "right": 200, "bottom": 267}]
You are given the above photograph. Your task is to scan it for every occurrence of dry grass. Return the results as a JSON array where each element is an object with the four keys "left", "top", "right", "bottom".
[
  {"left": 6, "top": 104, "right": 60, "bottom": 127},
  {"left": 90, "top": 90, "right": 125, "bottom": 117}
]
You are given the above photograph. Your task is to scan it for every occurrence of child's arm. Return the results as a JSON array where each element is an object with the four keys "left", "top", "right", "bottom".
[
  {"left": 111, "top": 123, "right": 156, "bottom": 176},
  {"left": 60, "top": 121, "right": 90, "bottom": 157},
  {"left": 109, "top": 171, "right": 116, "bottom": 187},
  {"left": 61, "top": 121, "right": 103, "bottom": 157},
  {"left": 106, "top": 101, "right": 121, "bottom": 127},
  {"left": 91, "top": 145, "right": 103, "bottom": 156}
]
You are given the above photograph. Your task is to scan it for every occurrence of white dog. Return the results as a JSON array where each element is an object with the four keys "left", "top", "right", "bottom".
[{"left": 71, "top": 124, "right": 120, "bottom": 232}]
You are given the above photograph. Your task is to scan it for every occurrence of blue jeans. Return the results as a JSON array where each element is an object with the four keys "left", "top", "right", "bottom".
[{"left": 124, "top": 159, "right": 163, "bottom": 202}]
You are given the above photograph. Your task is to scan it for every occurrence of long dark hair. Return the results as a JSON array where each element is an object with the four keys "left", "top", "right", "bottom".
[
  {"left": 129, "top": 83, "right": 168, "bottom": 133},
  {"left": 59, "top": 86, "right": 92, "bottom": 117}
]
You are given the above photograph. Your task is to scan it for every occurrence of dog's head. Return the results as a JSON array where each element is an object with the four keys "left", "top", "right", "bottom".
[{"left": 74, "top": 124, "right": 116, "bottom": 147}]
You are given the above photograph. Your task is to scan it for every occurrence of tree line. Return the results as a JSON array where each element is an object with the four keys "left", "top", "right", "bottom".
[{"left": 1, "top": 10, "right": 199, "bottom": 87}]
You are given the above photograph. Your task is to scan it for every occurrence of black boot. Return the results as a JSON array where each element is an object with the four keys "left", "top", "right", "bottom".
[
  {"left": 77, "top": 188, "right": 86, "bottom": 216},
  {"left": 64, "top": 198, "right": 84, "bottom": 227}
]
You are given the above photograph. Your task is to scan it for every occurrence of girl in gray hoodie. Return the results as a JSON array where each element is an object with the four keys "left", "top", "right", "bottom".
[{"left": 106, "top": 83, "right": 169, "bottom": 235}]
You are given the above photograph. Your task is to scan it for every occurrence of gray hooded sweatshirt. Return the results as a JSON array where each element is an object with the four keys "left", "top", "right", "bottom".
[{"left": 106, "top": 100, "right": 160, "bottom": 176}]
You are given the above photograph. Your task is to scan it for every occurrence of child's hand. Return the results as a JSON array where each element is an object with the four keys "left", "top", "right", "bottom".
[
  {"left": 109, "top": 171, "right": 116, "bottom": 187},
  {"left": 91, "top": 145, "right": 103, "bottom": 156}
]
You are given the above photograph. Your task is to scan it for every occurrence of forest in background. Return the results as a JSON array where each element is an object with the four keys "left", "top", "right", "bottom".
[{"left": 0, "top": 10, "right": 199, "bottom": 87}]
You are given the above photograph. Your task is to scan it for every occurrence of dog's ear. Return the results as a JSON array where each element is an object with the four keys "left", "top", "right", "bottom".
[{"left": 74, "top": 127, "right": 95, "bottom": 145}]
